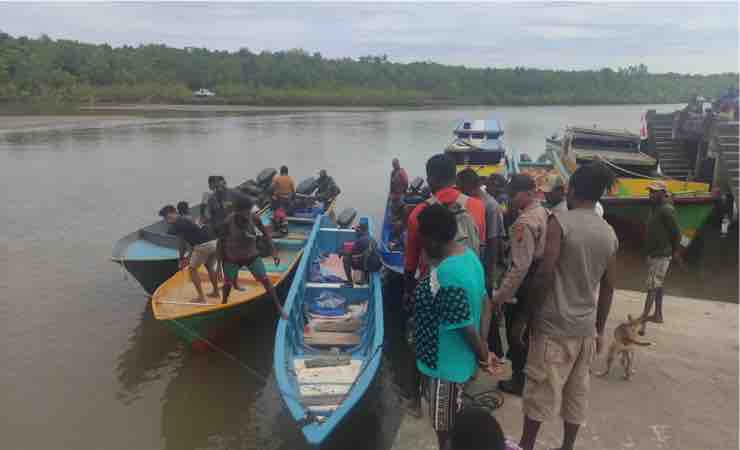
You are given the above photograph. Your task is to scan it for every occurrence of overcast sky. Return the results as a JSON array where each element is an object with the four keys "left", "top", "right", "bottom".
[{"left": 1, "top": 2, "right": 737, "bottom": 74}]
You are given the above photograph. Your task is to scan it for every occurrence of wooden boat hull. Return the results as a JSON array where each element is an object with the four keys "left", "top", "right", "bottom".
[
  {"left": 274, "top": 215, "right": 384, "bottom": 445},
  {"left": 161, "top": 268, "right": 296, "bottom": 351},
  {"left": 151, "top": 203, "right": 334, "bottom": 349},
  {"left": 116, "top": 257, "right": 179, "bottom": 296},
  {"left": 545, "top": 146, "right": 717, "bottom": 250},
  {"left": 112, "top": 230, "right": 180, "bottom": 295},
  {"left": 601, "top": 197, "right": 716, "bottom": 249}
]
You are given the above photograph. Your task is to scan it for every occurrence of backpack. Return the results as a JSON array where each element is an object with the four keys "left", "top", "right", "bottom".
[
  {"left": 354, "top": 238, "right": 382, "bottom": 273},
  {"left": 427, "top": 194, "right": 481, "bottom": 256}
]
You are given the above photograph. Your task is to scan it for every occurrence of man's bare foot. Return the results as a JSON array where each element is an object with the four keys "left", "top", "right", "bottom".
[
  {"left": 192, "top": 297, "right": 206, "bottom": 304},
  {"left": 646, "top": 314, "right": 663, "bottom": 324},
  {"left": 207, "top": 290, "right": 219, "bottom": 298}
]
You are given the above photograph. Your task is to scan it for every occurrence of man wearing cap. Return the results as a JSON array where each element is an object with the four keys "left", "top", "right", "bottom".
[
  {"left": 639, "top": 181, "right": 681, "bottom": 335},
  {"left": 491, "top": 174, "right": 549, "bottom": 396},
  {"left": 542, "top": 174, "right": 567, "bottom": 214},
  {"left": 316, "top": 169, "right": 341, "bottom": 204}
]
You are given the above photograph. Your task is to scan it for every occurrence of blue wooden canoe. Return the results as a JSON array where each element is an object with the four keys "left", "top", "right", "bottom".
[{"left": 274, "top": 214, "right": 384, "bottom": 446}]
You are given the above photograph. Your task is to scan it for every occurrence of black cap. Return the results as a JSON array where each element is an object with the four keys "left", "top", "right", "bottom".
[
  {"left": 159, "top": 204, "right": 176, "bottom": 217},
  {"left": 507, "top": 174, "right": 536, "bottom": 194}
]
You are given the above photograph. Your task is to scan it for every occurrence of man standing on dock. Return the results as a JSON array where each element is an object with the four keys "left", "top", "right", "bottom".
[
  {"left": 514, "top": 162, "right": 618, "bottom": 450},
  {"left": 403, "top": 153, "right": 486, "bottom": 416},
  {"left": 412, "top": 203, "right": 496, "bottom": 450},
  {"left": 639, "top": 181, "right": 681, "bottom": 335},
  {"left": 492, "top": 174, "right": 548, "bottom": 396},
  {"left": 457, "top": 168, "right": 505, "bottom": 357}
]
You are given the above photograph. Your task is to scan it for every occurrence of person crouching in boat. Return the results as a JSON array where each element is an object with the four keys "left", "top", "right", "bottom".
[
  {"left": 159, "top": 205, "right": 220, "bottom": 304},
  {"left": 316, "top": 169, "right": 341, "bottom": 205},
  {"left": 217, "top": 195, "right": 288, "bottom": 320},
  {"left": 342, "top": 222, "right": 382, "bottom": 285}
]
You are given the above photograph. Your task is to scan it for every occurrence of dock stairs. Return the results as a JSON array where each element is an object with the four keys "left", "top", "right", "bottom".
[
  {"left": 647, "top": 113, "right": 694, "bottom": 180},
  {"left": 711, "top": 121, "right": 739, "bottom": 202}
]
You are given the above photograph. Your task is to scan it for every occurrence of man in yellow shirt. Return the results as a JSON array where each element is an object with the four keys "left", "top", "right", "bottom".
[{"left": 271, "top": 165, "right": 295, "bottom": 211}]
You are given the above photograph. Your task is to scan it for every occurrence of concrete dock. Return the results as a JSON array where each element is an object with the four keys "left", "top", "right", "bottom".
[{"left": 391, "top": 290, "right": 738, "bottom": 450}]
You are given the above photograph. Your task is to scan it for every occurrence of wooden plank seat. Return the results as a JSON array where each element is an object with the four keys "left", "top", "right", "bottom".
[{"left": 304, "top": 331, "right": 360, "bottom": 347}]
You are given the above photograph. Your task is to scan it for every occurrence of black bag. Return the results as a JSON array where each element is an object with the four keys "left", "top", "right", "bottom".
[{"left": 360, "top": 239, "right": 382, "bottom": 273}]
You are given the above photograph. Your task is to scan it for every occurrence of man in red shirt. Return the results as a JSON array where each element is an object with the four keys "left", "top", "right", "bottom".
[{"left": 404, "top": 153, "right": 486, "bottom": 298}]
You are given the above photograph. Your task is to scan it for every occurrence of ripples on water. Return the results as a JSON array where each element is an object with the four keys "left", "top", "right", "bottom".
[{"left": 1, "top": 106, "right": 736, "bottom": 449}]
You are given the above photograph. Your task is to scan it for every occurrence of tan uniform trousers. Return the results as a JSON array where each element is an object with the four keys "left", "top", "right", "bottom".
[{"left": 522, "top": 332, "right": 596, "bottom": 425}]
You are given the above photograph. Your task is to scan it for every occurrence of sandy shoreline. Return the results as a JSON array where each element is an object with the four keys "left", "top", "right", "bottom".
[
  {"left": 0, "top": 104, "right": 387, "bottom": 133},
  {"left": 80, "top": 104, "right": 388, "bottom": 113},
  {"left": 0, "top": 115, "right": 188, "bottom": 133}
]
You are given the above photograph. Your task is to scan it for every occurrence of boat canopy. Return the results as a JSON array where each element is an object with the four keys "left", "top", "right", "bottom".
[
  {"left": 562, "top": 126, "right": 656, "bottom": 168},
  {"left": 453, "top": 119, "right": 504, "bottom": 140},
  {"left": 567, "top": 126, "right": 641, "bottom": 154}
]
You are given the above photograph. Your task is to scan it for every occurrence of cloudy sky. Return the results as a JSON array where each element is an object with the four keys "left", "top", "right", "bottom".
[{"left": 0, "top": 2, "right": 737, "bottom": 74}]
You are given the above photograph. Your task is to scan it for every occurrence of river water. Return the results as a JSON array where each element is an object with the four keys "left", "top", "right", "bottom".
[{"left": 1, "top": 105, "right": 736, "bottom": 450}]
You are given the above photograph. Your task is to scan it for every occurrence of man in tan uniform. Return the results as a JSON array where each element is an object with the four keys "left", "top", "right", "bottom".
[
  {"left": 515, "top": 162, "right": 618, "bottom": 450},
  {"left": 492, "top": 174, "right": 548, "bottom": 396}
]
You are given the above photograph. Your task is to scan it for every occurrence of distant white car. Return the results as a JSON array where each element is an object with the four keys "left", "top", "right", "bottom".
[{"left": 193, "top": 88, "right": 215, "bottom": 97}]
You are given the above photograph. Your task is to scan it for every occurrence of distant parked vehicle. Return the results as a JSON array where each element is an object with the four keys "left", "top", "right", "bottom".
[{"left": 193, "top": 88, "right": 215, "bottom": 97}]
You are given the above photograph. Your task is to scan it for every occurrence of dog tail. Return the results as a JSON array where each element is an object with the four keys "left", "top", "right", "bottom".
[{"left": 626, "top": 338, "right": 652, "bottom": 346}]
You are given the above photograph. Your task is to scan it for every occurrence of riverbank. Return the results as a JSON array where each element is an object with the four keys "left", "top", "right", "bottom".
[
  {"left": 391, "top": 290, "right": 739, "bottom": 450},
  {"left": 0, "top": 115, "right": 190, "bottom": 133}
]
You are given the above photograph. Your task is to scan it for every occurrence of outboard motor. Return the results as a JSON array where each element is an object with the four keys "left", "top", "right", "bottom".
[
  {"left": 296, "top": 177, "right": 318, "bottom": 196},
  {"left": 256, "top": 168, "right": 277, "bottom": 190},
  {"left": 404, "top": 177, "right": 430, "bottom": 207},
  {"left": 408, "top": 177, "right": 425, "bottom": 195},
  {"left": 336, "top": 208, "right": 358, "bottom": 229},
  {"left": 293, "top": 177, "right": 319, "bottom": 211},
  {"left": 238, "top": 179, "right": 263, "bottom": 198}
]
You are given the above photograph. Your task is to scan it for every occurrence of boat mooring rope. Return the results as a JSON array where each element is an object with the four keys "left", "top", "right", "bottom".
[
  {"left": 463, "top": 389, "right": 504, "bottom": 413},
  {"left": 167, "top": 317, "right": 321, "bottom": 424}
]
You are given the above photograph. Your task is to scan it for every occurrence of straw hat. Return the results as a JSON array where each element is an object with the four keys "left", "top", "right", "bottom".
[{"left": 646, "top": 181, "right": 668, "bottom": 192}]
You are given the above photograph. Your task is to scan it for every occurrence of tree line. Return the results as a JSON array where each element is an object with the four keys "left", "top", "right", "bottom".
[{"left": 0, "top": 31, "right": 737, "bottom": 107}]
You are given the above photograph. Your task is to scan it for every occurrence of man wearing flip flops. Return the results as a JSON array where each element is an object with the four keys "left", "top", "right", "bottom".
[{"left": 639, "top": 181, "right": 682, "bottom": 336}]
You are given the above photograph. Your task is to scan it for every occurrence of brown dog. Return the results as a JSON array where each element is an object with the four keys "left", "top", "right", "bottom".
[{"left": 597, "top": 314, "right": 653, "bottom": 380}]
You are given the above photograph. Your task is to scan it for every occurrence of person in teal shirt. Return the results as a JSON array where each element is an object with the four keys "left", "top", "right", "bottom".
[{"left": 413, "top": 204, "right": 497, "bottom": 450}]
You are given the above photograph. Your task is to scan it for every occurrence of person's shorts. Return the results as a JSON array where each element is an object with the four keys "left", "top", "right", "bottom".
[
  {"left": 646, "top": 256, "right": 672, "bottom": 289},
  {"left": 189, "top": 240, "right": 218, "bottom": 269},
  {"left": 522, "top": 333, "right": 595, "bottom": 425},
  {"left": 223, "top": 257, "right": 267, "bottom": 282},
  {"left": 421, "top": 375, "right": 465, "bottom": 432}
]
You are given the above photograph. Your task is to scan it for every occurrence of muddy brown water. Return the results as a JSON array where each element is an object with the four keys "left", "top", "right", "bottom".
[{"left": 1, "top": 105, "right": 736, "bottom": 450}]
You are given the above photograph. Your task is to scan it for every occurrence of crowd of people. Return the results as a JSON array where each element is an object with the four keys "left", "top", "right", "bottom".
[
  {"left": 157, "top": 168, "right": 342, "bottom": 319},
  {"left": 393, "top": 152, "right": 680, "bottom": 450}
]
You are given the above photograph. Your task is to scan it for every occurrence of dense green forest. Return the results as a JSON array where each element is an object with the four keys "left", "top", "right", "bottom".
[{"left": 0, "top": 31, "right": 737, "bottom": 108}]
